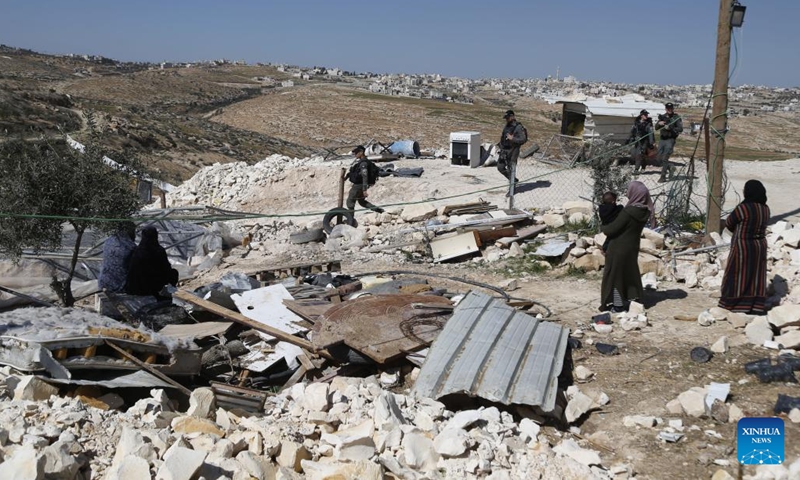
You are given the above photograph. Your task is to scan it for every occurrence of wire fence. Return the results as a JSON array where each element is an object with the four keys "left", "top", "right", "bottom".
[{"left": 511, "top": 134, "right": 709, "bottom": 228}]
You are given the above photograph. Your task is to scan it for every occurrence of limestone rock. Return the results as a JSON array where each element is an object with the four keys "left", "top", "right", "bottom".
[
  {"left": 187, "top": 387, "right": 216, "bottom": 419},
  {"left": 776, "top": 330, "right": 800, "bottom": 349},
  {"left": 42, "top": 441, "right": 82, "bottom": 480},
  {"left": 565, "top": 390, "right": 600, "bottom": 423},
  {"left": 628, "top": 301, "right": 645, "bottom": 316},
  {"left": 13, "top": 376, "right": 59, "bottom": 401},
  {"left": 0, "top": 444, "right": 46, "bottom": 480},
  {"left": 638, "top": 253, "right": 661, "bottom": 276},
  {"left": 112, "top": 427, "right": 157, "bottom": 467},
  {"left": 574, "top": 366, "right": 595, "bottom": 382},
  {"left": 445, "top": 410, "right": 482, "bottom": 431},
  {"left": 277, "top": 441, "right": 310, "bottom": 472},
  {"left": 711, "top": 469, "right": 735, "bottom": 480},
  {"left": 708, "top": 307, "right": 729, "bottom": 321},
  {"left": 569, "top": 247, "right": 587, "bottom": 258},
  {"left": 674, "top": 262, "right": 698, "bottom": 281},
  {"left": 781, "top": 229, "right": 800, "bottom": 248},
  {"left": 156, "top": 445, "right": 207, "bottom": 480},
  {"left": 789, "top": 409, "right": 800, "bottom": 424},
  {"left": 641, "top": 272, "right": 658, "bottom": 290},
  {"left": 402, "top": 431, "right": 440, "bottom": 471},
  {"left": 171, "top": 416, "right": 224, "bottom": 437},
  {"left": 594, "top": 233, "right": 607, "bottom": 247},
  {"left": 666, "top": 399, "right": 683, "bottom": 415},
  {"left": 642, "top": 229, "right": 665, "bottom": 249},
  {"left": 300, "top": 460, "right": 383, "bottom": 480},
  {"left": 374, "top": 391, "right": 407, "bottom": 429},
  {"left": 677, "top": 388, "right": 706, "bottom": 417},
  {"left": 321, "top": 420, "right": 375, "bottom": 462},
  {"left": 745, "top": 316, "right": 774, "bottom": 345},
  {"left": 768, "top": 304, "right": 800, "bottom": 329},
  {"left": 542, "top": 214, "right": 566, "bottom": 228},
  {"left": 106, "top": 456, "right": 151, "bottom": 480},
  {"left": 303, "top": 383, "right": 330, "bottom": 412},
  {"left": 563, "top": 200, "right": 593, "bottom": 216},
  {"left": 620, "top": 314, "right": 648, "bottom": 331},
  {"left": 728, "top": 404, "right": 745, "bottom": 423},
  {"left": 711, "top": 336, "right": 729, "bottom": 354},
  {"left": 401, "top": 203, "right": 438, "bottom": 223},
  {"left": 573, "top": 254, "right": 603, "bottom": 272},
  {"left": 508, "top": 242, "right": 524, "bottom": 258},
  {"left": 553, "top": 438, "right": 602, "bottom": 467},
  {"left": 622, "top": 415, "right": 657, "bottom": 428},
  {"left": 697, "top": 310, "right": 716, "bottom": 327},
  {"left": 433, "top": 428, "right": 469, "bottom": 457},
  {"left": 236, "top": 451, "right": 276, "bottom": 480},
  {"left": 729, "top": 312, "right": 753, "bottom": 329},
  {"left": 518, "top": 418, "right": 541, "bottom": 443}
]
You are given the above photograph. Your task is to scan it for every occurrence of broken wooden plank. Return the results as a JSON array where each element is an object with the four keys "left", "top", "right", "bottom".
[
  {"left": 469, "top": 225, "right": 517, "bottom": 244},
  {"left": 105, "top": 340, "right": 192, "bottom": 397},
  {"left": 282, "top": 299, "right": 332, "bottom": 324},
  {"left": 280, "top": 365, "right": 308, "bottom": 392},
  {"left": 430, "top": 231, "right": 481, "bottom": 263},
  {"left": 174, "top": 290, "right": 333, "bottom": 360},
  {"left": 496, "top": 224, "right": 547, "bottom": 248},
  {"left": 296, "top": 353, "right": 316, "bottom": 372}
]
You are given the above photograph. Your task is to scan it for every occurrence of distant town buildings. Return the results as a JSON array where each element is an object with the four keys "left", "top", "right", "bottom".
[{"left": 7, "top": 44, "right": 795, "bottom": 113}]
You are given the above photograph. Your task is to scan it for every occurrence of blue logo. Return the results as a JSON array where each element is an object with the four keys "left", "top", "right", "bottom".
[{"left": 737, "top": 417, "right": 784, "bottom": 465}]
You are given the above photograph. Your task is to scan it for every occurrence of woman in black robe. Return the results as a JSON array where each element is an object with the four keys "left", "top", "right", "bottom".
[{"left": 125, "top": 226, "right": 179, "bottom": 298}]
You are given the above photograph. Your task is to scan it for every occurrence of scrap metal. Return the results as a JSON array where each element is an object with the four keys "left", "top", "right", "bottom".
[{"left": 413, "top": 291, "right": 569, "bottom": 413}]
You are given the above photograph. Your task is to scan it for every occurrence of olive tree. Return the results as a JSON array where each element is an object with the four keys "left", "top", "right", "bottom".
[{"left": 0, "top": 137, "right": 144, "bottom": 305}]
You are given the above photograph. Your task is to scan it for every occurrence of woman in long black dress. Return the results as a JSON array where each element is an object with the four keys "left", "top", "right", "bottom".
[{"left": 719, "top": 180, "right": 770, "bottom": 315}]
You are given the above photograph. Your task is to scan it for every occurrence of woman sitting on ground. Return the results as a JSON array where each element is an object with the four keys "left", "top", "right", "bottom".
[
  {"left": 600, "top": 181, "right": 655, "bottom": 312},
  {"left": 125, "top": 226, "right": 179, "bottom": 298},
  {"left": 719, "top": 179, "right": 770, "bottom": 315}
]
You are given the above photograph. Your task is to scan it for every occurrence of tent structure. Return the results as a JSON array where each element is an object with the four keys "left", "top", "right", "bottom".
[{"left": 552, "top": 94, "right": 666, "bottom": 143}]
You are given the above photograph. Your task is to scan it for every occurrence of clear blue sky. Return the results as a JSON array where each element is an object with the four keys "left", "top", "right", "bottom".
[{"left": 2, "top": 0, "right": 797, "bottom": 87}]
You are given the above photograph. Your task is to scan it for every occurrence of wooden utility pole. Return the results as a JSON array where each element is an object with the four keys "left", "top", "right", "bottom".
[{"left": 706, "top": 0, "right": 733, "bottom": 236}]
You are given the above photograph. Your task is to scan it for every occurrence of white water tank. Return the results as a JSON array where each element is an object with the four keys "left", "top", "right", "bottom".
[{"left": 449, "top": 131, "right": 481, "bottom": 168}]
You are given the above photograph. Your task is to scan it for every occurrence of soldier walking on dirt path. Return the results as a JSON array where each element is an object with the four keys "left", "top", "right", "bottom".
[{"left": 345, "top": 145, "right": 384, "bottom": 214}]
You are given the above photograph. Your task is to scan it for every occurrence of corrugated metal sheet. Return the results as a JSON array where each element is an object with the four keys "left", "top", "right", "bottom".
[{"left": 413, "top": 291, "right": 569, "bottom": 413}]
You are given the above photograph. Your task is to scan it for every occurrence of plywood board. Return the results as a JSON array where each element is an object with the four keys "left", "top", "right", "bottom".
[
  {"left": 430, "top": 231, "right": 480, "bottom": 262},
  {"left": 231, "top": 284, "right": 308, "bottom": 341}
]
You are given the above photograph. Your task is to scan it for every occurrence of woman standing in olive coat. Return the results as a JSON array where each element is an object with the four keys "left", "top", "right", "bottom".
[{"left": 600, "top": 181, "right": 655, "bottom": 312}]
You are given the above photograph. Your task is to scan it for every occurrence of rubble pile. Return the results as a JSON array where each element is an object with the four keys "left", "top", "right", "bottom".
[
  {"left": 167, "top": 154, "right": 329, "bottom": 209},
  {"left": 0, "top": 378, "right": 624, "bottom": 480}
]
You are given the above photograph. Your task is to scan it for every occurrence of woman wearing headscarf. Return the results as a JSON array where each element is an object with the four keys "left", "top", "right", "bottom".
[
  {"left": 125, "top": 226, "right": 179, "bottom": 298},
  {"left": 600, "top": 181, "right": 654, "bottom": 312},
  {"left": 719, "top": 180, "right": 770, "bottom": 315}
]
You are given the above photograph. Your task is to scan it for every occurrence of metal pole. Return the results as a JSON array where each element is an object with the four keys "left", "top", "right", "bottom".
[{"left": 706, "top": 0, "right": 733, "bottom": 238}]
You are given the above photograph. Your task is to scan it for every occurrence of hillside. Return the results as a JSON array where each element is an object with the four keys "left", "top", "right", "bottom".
[{"left": 1, "top": 45, "right": 798, "bottom": 186}]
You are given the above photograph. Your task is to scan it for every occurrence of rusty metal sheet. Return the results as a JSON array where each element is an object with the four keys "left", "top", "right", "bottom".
[
  {"left": 412, "top": 291, "right": 569, "bottom": 414},
  {"left": 312, "top": 294, "right": 453, "bottom": 364}
]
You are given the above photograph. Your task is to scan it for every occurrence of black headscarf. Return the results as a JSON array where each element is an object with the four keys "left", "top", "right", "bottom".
[
  {"left": 139, "top": 226, "right": 160, "bottom": 249},
  {"left": 743, "top": 179, "right": 767, "bottom": 205}
]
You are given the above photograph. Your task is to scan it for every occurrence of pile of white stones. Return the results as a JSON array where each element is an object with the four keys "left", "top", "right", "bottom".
[
  {"left": 167, "top": 154, "right": 327, "bottom": 209},
  {"left": 0, "top": 374, "right": 628, "bottom": 480}
]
